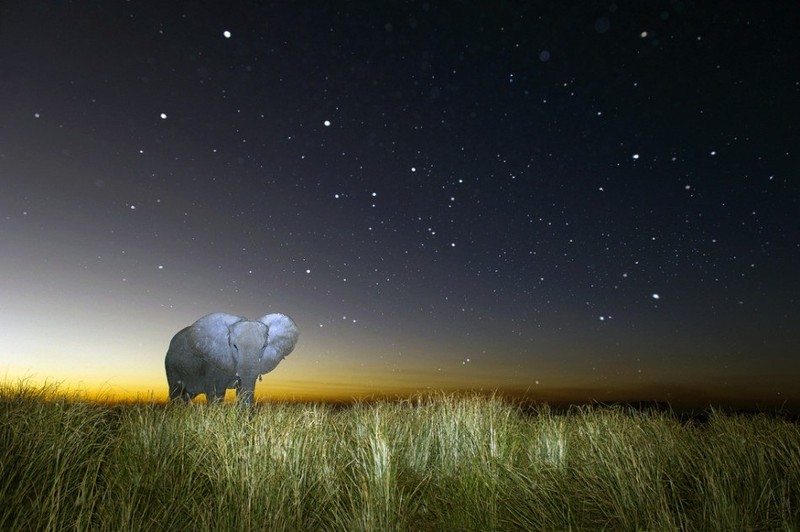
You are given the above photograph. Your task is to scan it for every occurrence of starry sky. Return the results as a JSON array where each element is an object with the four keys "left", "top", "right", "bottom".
[{"left": 1, "top": 1, "right": 798, "bottom": 408}]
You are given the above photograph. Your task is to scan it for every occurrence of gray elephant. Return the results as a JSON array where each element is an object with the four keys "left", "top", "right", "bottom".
[{"left": 165, "top": 312, "right": 299, "bottom": 405}]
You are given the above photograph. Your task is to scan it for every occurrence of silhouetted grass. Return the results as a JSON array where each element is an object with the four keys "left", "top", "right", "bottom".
[{"left": 1, "top": 382, "right": 799, "bottom": 530}]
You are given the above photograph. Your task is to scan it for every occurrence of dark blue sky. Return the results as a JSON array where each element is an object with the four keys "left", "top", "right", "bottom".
[{"left": 1, "top": 1, "right": 798, "bottom": 407}]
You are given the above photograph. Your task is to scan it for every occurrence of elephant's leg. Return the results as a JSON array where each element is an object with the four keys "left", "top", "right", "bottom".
[
  {"left": 169, "top": 381, "right": 190, "bottom": 402},
  {"left": 205, "top": 388, "right": 224, "bottom": 404}
]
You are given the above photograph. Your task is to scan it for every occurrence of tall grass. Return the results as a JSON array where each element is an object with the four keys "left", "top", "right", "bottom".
[{"left": 1, "top": 383, "right": 798, "bottom": 531}]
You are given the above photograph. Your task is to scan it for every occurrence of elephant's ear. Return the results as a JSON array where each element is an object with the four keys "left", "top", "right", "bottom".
[
  {"left": 188, "top": 312, "right": 245, "bottom": 373},
  {"left": 257, "top": 313, "right": 299, "bottom": 374}
]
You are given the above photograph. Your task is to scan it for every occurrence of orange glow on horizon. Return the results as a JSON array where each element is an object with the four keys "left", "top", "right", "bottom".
[
  {"left": 4, "top": 372, "right": 797, "bottom": 413},
  {"left": 3, "top": 326, "right": 797, "bottom": 411}
]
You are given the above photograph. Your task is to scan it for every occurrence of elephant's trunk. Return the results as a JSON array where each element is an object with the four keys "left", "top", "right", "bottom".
[
  {"left": 237, "top": 360, "right": 260, "bottom": 407},
  {"left": 238, "top": 384, "right": 256, "bottom": 406}
]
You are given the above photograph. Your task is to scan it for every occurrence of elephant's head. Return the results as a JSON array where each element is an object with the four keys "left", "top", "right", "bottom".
[
  {"left": 227, "top": 320, "right": 269, "bottom": 404},
  {"left": 187, "top": 312, "right": 299, "bottom": 405}
]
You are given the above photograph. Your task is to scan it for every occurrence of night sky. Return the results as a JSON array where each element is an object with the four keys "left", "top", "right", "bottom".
[{"left": 1, "top": 1, "right": 798, "bottom": 408}]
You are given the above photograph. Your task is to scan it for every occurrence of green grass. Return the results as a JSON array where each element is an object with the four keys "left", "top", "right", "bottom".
[{"left": 1, "top": 383, "right": 799, "bottom": 531}]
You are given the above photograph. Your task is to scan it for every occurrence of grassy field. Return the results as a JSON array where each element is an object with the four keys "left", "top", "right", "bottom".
[{"left": 1, "top": 383, "right": 799, "bottom": 531}]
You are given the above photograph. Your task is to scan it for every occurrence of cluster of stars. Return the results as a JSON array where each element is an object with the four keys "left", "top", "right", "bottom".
[{"left": 5, "top": 0, "right": 796, "bottom": 403}]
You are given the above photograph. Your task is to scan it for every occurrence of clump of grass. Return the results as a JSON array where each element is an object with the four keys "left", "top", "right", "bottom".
[
  {"left": 1, "top": 383, "right": 799, "bottom": 530},
  {"left": 683, "top": 410, "right": 800, "bottom": 530},
  {"left": 0, "top": 382, "right": 117, "bottom": 530}
]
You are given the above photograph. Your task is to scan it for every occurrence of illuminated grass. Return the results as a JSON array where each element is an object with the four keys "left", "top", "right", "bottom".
[{"left": 1, "top": 383, "right": 799, "bottom": 530}]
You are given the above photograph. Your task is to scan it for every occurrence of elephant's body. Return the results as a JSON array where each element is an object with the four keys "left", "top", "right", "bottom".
[
  {"left": 165, "top": 312, "right": 298, "bottom": 405},
  {"left": 165, "top": 326, "right": 240, "bottom": 402}
]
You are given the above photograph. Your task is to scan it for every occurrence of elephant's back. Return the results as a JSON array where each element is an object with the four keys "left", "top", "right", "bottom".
[
  {"left": 165, "top": 326, "right": 193, "bottom": 367},
  {"left": 166, "top": 326, "right": 191, "bottom": 352}
]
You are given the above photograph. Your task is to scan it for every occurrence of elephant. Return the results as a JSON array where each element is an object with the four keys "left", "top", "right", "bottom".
[{"left": 165, "top": 312, "right": 299, "bottom": 405}]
